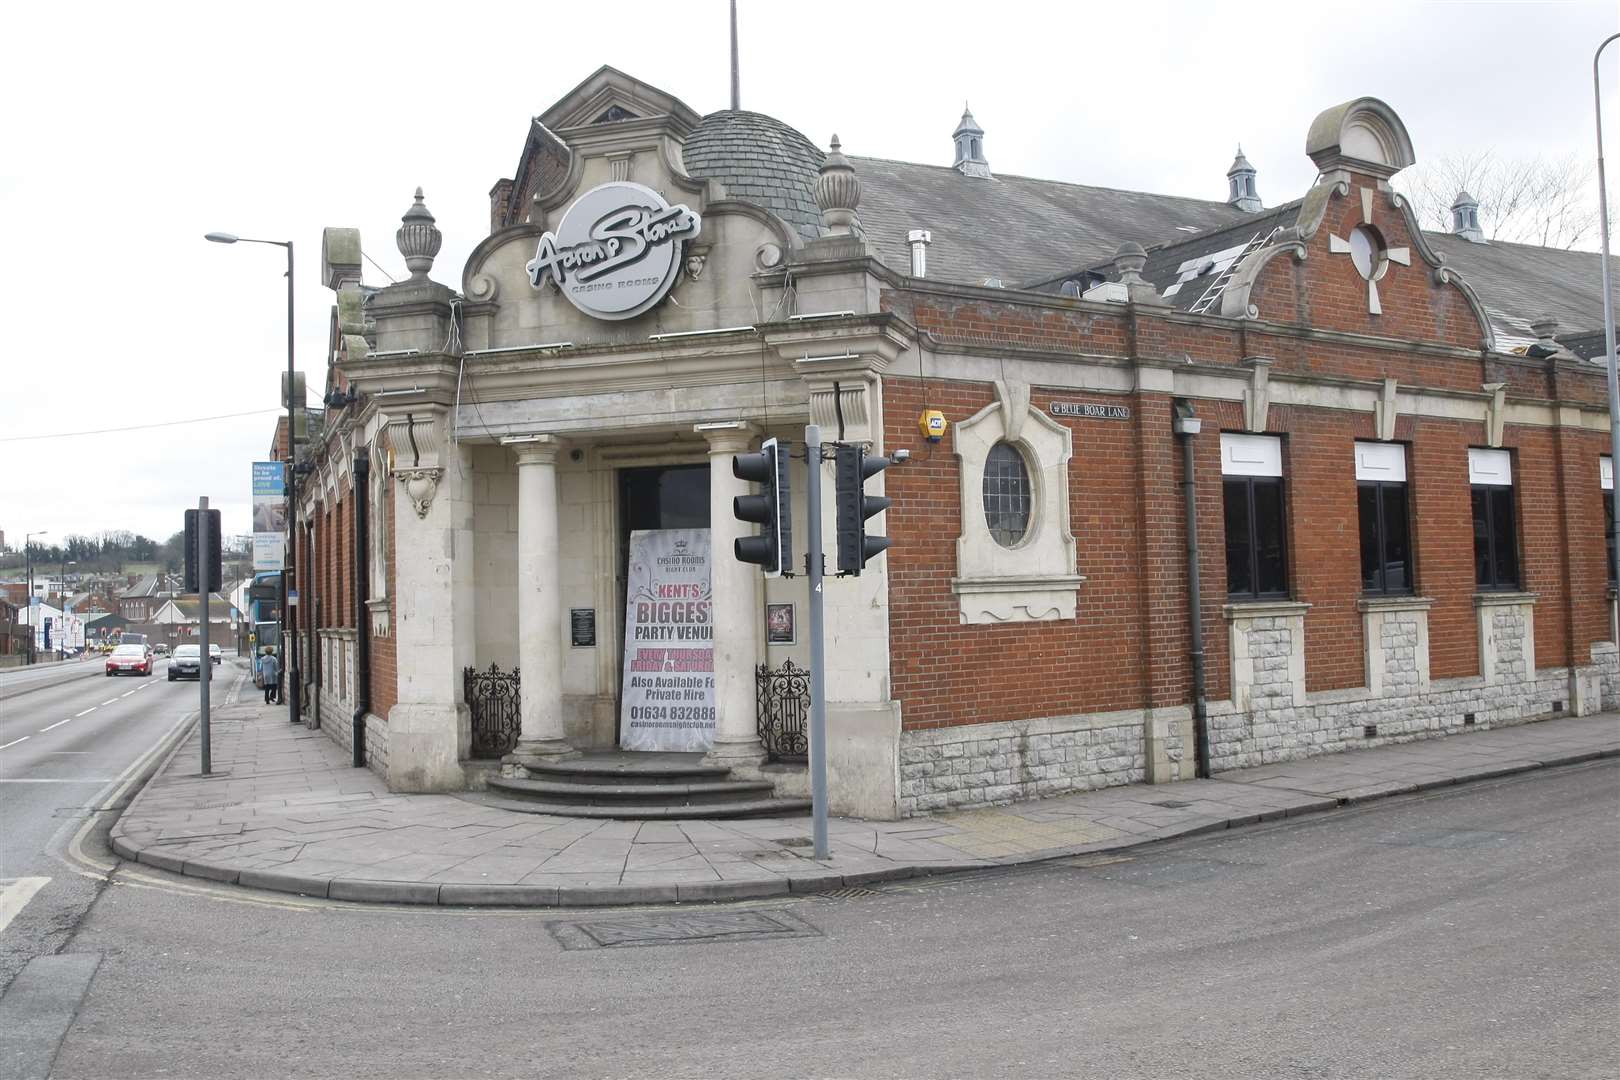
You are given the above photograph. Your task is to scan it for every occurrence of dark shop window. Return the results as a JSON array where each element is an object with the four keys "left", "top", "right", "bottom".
[
  {"left": 1358, "top": 480, "right": 1412, "bottom": 594},
  {"left": 1225, "top": 476, "right": 1288, "bottom": 599},
  {"left": 1471, "top": 484, "right": 1520, "bottom": 591},
  {"left": 1605, "top": 491, "right": 1615, "bottom": 586}
]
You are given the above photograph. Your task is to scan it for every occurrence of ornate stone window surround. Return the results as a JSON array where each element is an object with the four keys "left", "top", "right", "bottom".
[{"left": 951, "top": 380, "right": 1083, "bottom": 624}]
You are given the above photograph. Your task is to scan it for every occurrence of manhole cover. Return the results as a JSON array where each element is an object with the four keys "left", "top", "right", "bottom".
[
  {"left": 1151, "top": 800, "right": 1192, "bottom": 809},
  {"left": 547, "top": 909, "right": 821, "bottom": 950}
]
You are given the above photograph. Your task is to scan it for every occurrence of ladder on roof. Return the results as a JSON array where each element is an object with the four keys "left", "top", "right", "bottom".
[{"left": 1189, "top": 226, "right": 1281, "bottom": 315}]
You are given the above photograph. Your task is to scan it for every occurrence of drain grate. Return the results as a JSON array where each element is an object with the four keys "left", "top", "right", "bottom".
[
  {"left": 813, "top": 885, "right": 884, "bottom": 900},
  {"left": 1151, "top": 800, "right": 1192, "bottom": 809},
  {"left": 547, "top": 909, "right": 821, "bottom": 950}
]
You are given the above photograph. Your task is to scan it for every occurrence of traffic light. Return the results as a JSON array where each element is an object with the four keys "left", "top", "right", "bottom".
[
  {"left": 835, "top": 445, "right": 891, "bottom": 575},
  {"left": 185, "top": 508, "right": 223, "bottom": 594},
  {"left": 733, "top": 437, "right": 793, "bottom": 577}
]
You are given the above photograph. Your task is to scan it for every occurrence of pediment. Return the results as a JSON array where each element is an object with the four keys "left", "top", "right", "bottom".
[{"left": 539, "top": 66, "right": 701, "bottom": 136}]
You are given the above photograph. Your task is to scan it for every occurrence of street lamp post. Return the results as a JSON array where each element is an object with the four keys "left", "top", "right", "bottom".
[
  {"left": 24, "top": 530, "right": 47, "bottom": 665},
  {"left": 206, "top": 232, "right": 300, "bottom": 726},
  {"left": 1595, "top": 34, "right": 1620, "bottom": 593}
]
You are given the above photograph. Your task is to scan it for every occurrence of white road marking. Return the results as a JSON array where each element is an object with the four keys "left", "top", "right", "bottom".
[
  {"left": 0, "top": 877, "right": 51, "bottom": 935},
  {"left": 0, "top": 736, "right": 30, "bottom": 751},
  {"left": 74, "top": 707, "right": 96, "bottom": 718},
  {"left": 39, "top": 719, "right": 73, "bottom": 732},
  {"left": 99, "top": 699, "right": 117, "bottom": 706},
  {"left": 120, "top": 691, "right": 135, "bottom": 698}
]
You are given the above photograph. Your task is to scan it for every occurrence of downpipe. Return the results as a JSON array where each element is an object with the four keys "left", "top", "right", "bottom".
[
  {"left": 352, "top": 451, "right": 371, "bottom": 768},
  {"left": 1178, "top": 412, "right": 1212, "bottom": 779}
]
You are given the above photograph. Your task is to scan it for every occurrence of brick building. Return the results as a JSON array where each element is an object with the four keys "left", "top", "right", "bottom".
[{"left": 285, "top": 68, "right": 1617, "bottom": 817}]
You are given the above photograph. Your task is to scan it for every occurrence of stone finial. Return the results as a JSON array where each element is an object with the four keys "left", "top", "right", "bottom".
[
  {"left": 1530, "top": 314, "right": 1558, "bottom": 346},
  {"left": 1526, "top": 314, "right": 1570, "bottom": 359},
  {"left": 815, "top": 135, "right": 862, "bottom": 236},
  {"left": 1113, "top": 241, "right": 1148, "bottom": 283},
  {"left": 1112, "top": 241, "right": 1166, "bottom": 306},
  {"left": 396, "top": 187, "right": 442, "bottom": 280}
]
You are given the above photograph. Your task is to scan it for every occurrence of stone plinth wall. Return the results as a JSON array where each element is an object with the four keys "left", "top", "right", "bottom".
[
  {"left": 898, "top": 709, "right": 1160, "bottom": 815},
  {"left": 1206, "top": 593, "right": 1616, "bottom": 772},
  {"left": 313, "top": 629, "right": 390, "bottom": 776}
]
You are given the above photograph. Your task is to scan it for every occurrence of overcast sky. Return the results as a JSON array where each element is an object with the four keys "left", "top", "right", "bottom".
[{"left": 1, "top": 0, "right": 1614, "bottom": 551}]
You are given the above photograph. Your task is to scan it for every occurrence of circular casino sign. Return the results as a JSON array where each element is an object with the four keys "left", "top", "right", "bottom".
[{"left": 525, "top": 181, "right": 702, "bottom": 321}]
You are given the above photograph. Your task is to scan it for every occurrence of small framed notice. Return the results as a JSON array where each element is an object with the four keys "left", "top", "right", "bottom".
[
  {"left": 570, "top": 608, "right": 596, "bottom": 647},
  {"left": 766, "top": 603, "right": 796, "bottom": 645}
]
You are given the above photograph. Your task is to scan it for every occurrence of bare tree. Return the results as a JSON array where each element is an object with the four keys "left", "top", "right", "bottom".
[{"left": 1398, "top": 151, "right": 1600, "bottom": 250}]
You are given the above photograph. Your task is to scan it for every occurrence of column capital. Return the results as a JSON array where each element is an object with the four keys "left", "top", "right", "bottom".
[
  {"left": 502, "top": 433, "right": 561, "bottom": 466},
  {"left": 694, "top": 420, "right": 759, "bottom": 455}
]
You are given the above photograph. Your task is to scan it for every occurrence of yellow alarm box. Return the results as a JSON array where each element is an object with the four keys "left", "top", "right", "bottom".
[{"left": 918, "top": 409, "right": 948, "bottom": 442}]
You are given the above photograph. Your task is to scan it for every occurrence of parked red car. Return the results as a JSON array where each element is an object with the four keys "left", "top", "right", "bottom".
[{"left": 106, "top": 644, "right": 152, "bottom": 676}]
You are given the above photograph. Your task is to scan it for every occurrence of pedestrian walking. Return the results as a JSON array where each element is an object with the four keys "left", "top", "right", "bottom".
[{"left": 258, "top": 647, "right": 281, "bottom": 705}]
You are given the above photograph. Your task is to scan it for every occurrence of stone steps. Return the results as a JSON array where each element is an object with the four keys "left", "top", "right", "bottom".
[
  {"left": 488, "top": 751, "right": 809, "bottom": 819},
  {"left": 487, "top": 774, "right": 775, "bottom": 805},
  {"left": 477, "top": 791, "right": 812, "bottom": 820}
]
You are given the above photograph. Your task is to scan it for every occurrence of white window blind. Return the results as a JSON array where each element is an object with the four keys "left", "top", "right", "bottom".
[{"left": 1221, "top": 433, "right": 1283, "bottom": 478}]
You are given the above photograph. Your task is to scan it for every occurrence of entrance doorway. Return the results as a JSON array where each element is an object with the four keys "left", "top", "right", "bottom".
[{"left": 616, "top": 464, "right": 710, "bottom": 742}]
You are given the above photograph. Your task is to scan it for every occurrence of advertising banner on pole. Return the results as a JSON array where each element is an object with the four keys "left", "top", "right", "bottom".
[
  {"left": 252, "top": 461, "right": 287, "bottom": 572},
  {"left": 619, "top": 529, "right": 715, "bottom": 752}
]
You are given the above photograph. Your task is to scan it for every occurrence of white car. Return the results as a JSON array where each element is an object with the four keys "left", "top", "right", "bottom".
[{"left": 209, "top": 644, "right": 223, "bottom": 665}]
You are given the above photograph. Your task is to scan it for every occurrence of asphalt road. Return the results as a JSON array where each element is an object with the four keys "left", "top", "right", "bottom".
[
  {"left": 21, "top": 756, "right": 1619, "bottom": 1079},
  {"left": 0, "top": 655, "right": 240, "bottom": 995},
  {"left": 0, "top": 659, "right": 110, "bottom": 703}
]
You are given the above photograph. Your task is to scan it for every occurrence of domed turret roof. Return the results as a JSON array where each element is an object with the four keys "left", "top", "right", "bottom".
[{"left": 683, "top": 110, "right": 825, "bottom": 241}]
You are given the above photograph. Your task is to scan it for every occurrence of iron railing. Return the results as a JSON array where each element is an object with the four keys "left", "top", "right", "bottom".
[
  {"left": 464, "top": 663, "right": 521, "bottom": 759},
  {"left": 756, "top": 659, "right": 810, "bottom": 762}
]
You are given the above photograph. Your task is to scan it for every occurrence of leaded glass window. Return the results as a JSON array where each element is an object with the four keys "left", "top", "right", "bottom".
[{"left": 983, "top": 442, "right": 1032, "bottom": 547}]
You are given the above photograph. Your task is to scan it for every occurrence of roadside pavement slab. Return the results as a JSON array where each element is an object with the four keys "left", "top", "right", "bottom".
[{"left": 111, "top": 695, "right": 1619, "bottom": 908}]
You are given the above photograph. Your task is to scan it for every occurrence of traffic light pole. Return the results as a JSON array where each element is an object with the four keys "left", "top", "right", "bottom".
[
  {"left": 198, "top": 496, "right": 212, "bottom": 776},
  {"left": 804, "top": 424, "right": 829, "bottom": 859}
]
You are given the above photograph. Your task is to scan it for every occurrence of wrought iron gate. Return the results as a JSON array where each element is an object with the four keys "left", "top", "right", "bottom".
[
  {"left": 464, "top": 663, "right": 520, "bottom": 759},
  {"left": 755, "top": 659, "right": 810, "bottom": 762}
]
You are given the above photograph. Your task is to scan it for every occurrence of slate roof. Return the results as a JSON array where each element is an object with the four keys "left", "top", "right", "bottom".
[
  {"left": 682, "top": 110, "right": 826, "bottom": 242},
  {"left": 626, "top": 90, "right": 1615, "bottom": 360},
  {"left": 1424, "top": 234, "right": 1617, "bottom": 351},
  {"left": 1129, "top": 202, "right": 1305, "bottom": 312},
  {"left": 851, "top": 157, "right": 1255, "bottom": 289}
]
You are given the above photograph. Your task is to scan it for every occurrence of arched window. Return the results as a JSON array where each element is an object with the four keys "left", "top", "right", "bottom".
[
  {"left": 982, "top": 442, "right": 1032, "bottom": 547},
  {"left": 970, "top": 137, "right": 980, "bottom": 160}
]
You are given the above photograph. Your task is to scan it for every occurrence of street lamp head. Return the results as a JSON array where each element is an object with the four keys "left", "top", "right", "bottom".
[{"left": 204, "top": 232, "right": 239, "bottom": 244}]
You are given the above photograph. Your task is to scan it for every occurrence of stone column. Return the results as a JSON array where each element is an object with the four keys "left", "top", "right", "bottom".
[
  {"left": 505, "top": 436, "right": 575, "bottom": 765},
  {"left": 697, "top": 421, "right": 767, "bottom": 771},
  {"left": 383, "top": 405, "right": 473, "bottom": 791}
]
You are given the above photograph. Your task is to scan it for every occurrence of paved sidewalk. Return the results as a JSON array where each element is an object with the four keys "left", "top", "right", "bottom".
[{"left": 111, "top": 695, "right": 1620, "bottom": 907}]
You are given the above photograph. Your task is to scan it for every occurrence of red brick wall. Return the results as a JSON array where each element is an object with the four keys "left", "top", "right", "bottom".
[
  {"left": 1250, "top": 179, "right": 1488, "bottom": 352},
  {"left": 370, "top": 482, "right": 398, "bottom": 718},
  {"left": 883, "top": 364, "right": 1614, "bottom": 733},
  {"left": 885, "top": 376, "right": 1165, "bottom": 731}
]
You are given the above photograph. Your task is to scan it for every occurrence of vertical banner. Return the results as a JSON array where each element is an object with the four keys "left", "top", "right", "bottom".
[
  {"left": 252, "top": 461, "right": 287, "bottom": 572},
  {"left": 620, "top": 529, "right": 715, "bottom": 752}
]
